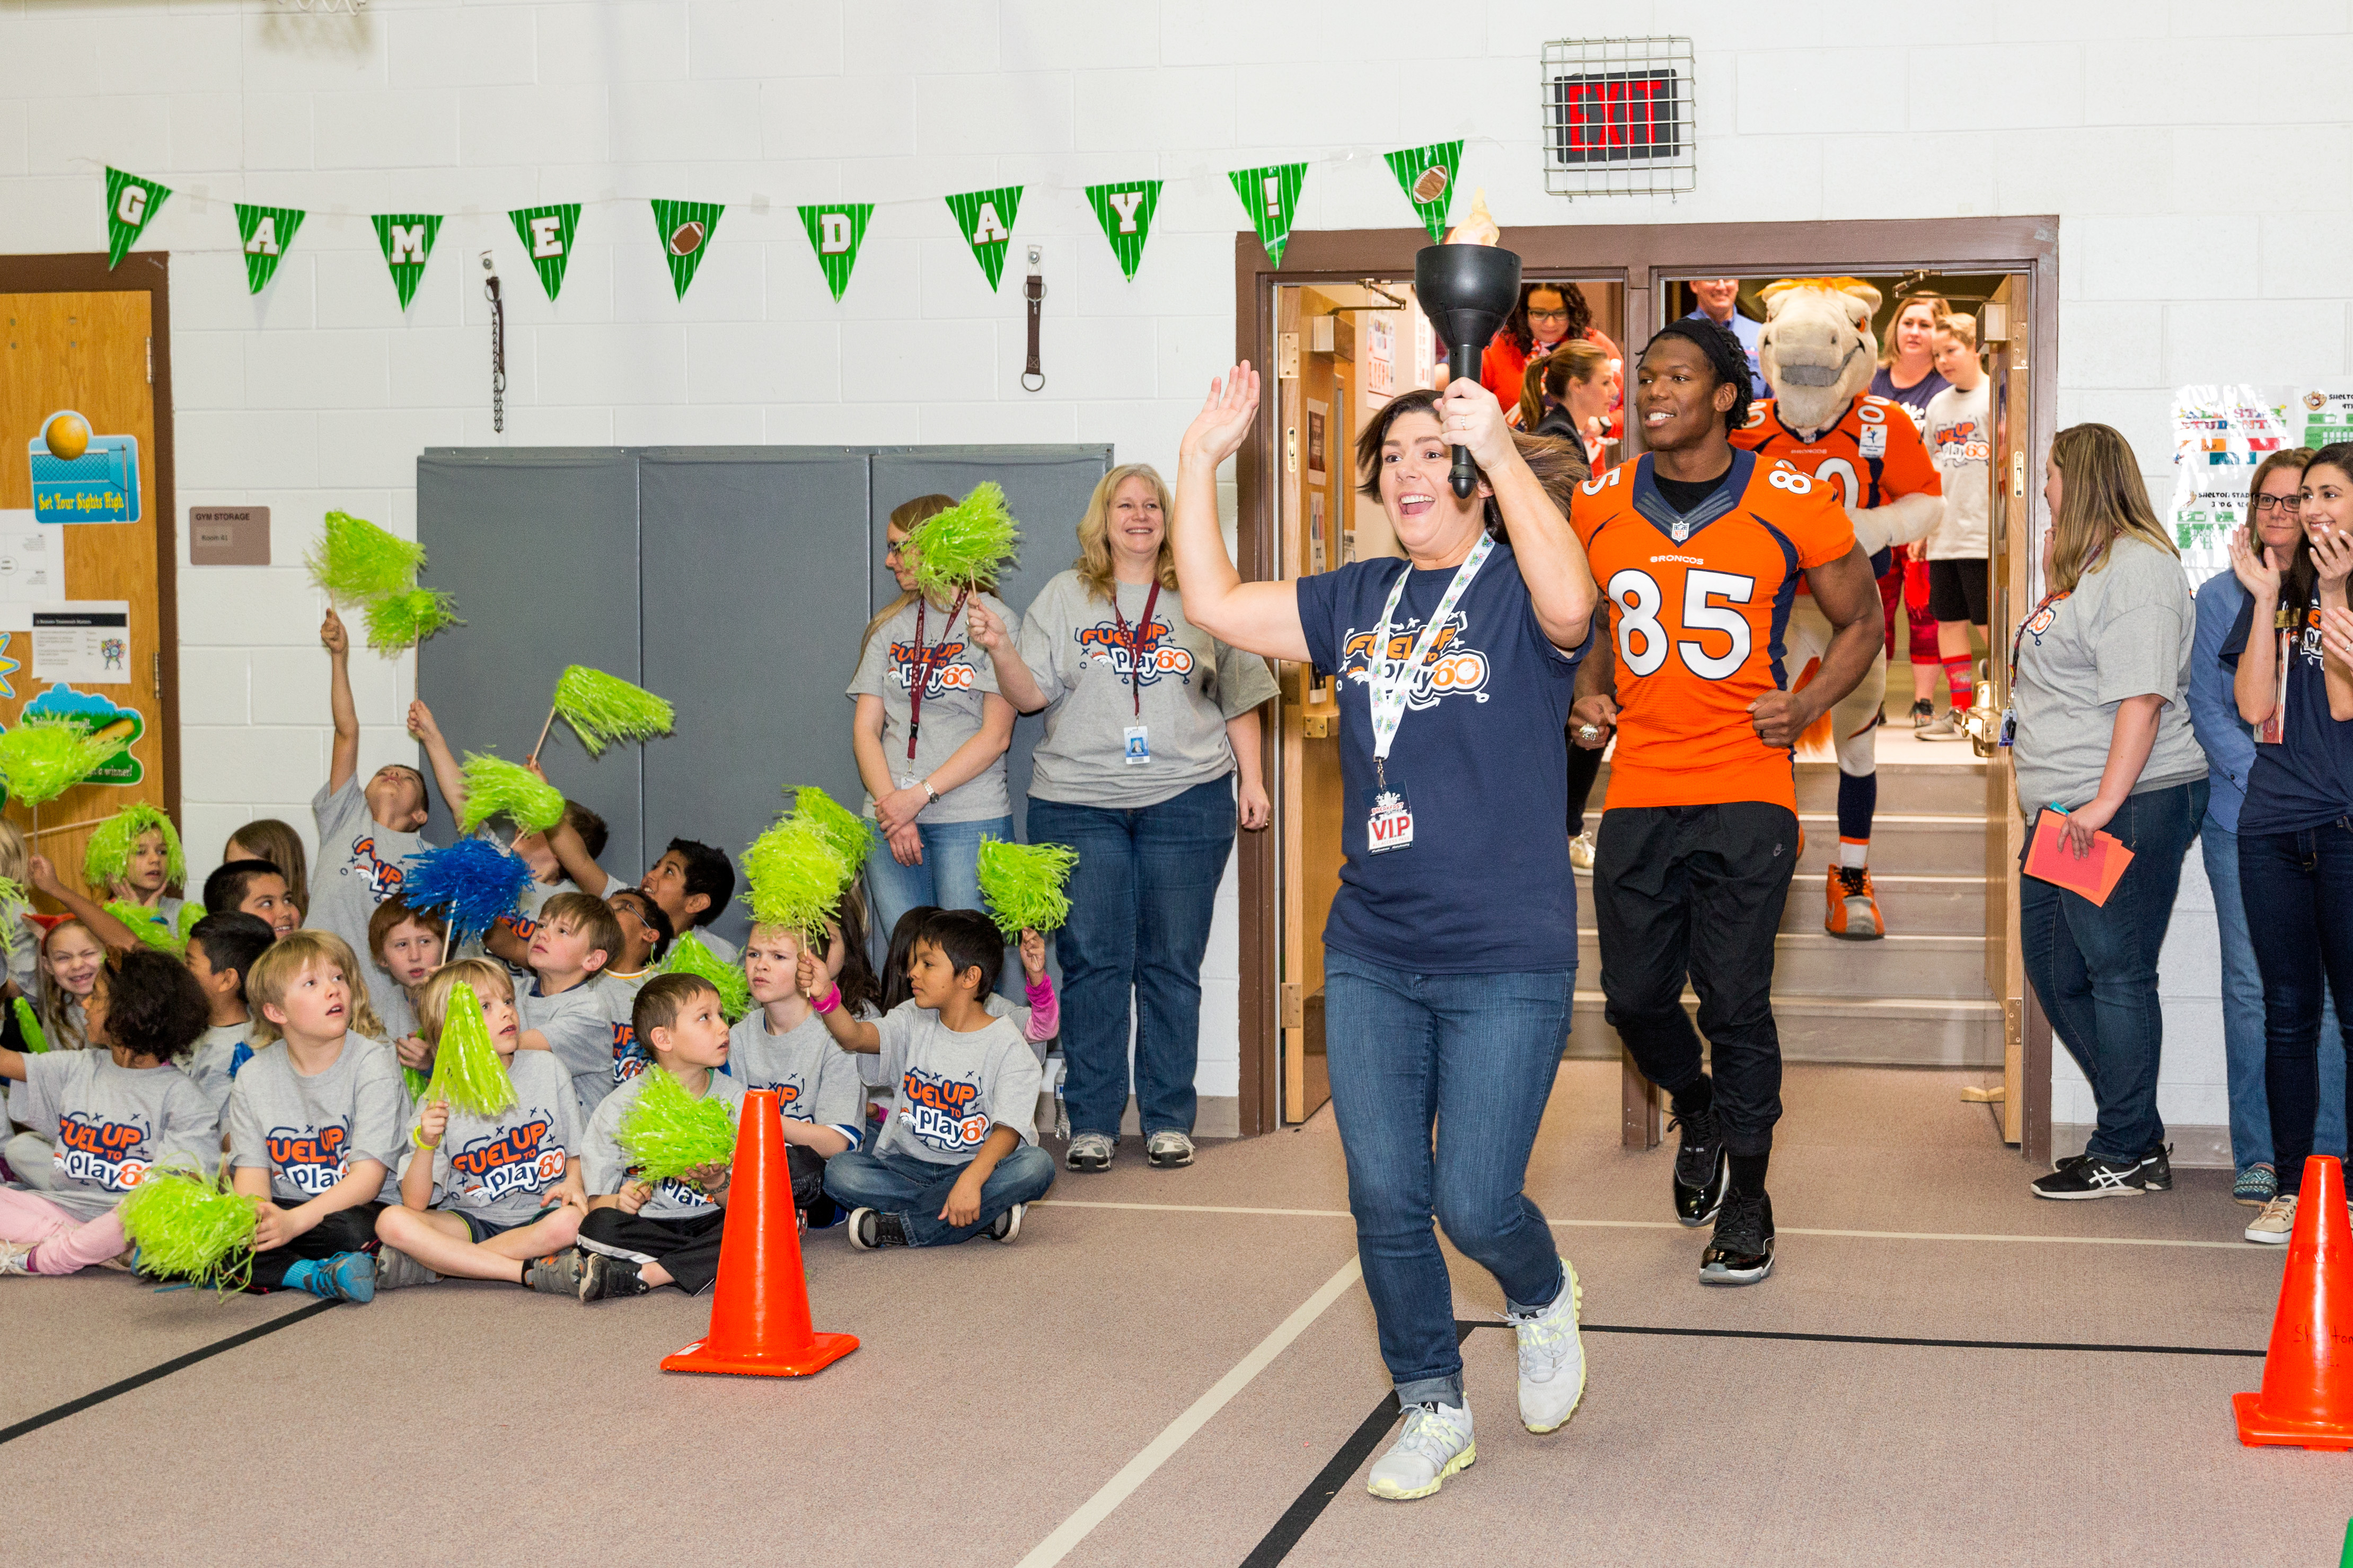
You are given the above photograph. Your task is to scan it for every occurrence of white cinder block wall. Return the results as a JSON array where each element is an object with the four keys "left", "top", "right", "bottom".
[{"left": 3, "top": 0, "right": 2343, "bottom": 1129}]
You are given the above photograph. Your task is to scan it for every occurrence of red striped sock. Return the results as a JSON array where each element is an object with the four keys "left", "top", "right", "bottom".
[{"left": 1942, "top": 654, "right": 1974, "bottom": 711}]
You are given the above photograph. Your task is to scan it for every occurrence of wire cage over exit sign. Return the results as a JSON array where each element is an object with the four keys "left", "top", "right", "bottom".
[{"left": 1542, "top": 37, "right": 1696, "bottom": 199}]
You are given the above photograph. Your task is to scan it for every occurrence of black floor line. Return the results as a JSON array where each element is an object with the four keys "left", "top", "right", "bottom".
[
  {"left": 0, "top": 1297, "right": 338, "bottom": 1446},
  {"left": 1579, "top": 1322, "right": 2266, "bottom": 1358}
]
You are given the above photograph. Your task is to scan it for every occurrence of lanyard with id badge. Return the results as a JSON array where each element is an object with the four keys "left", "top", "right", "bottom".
[
  {"left": 1363, "top": 534, "right": 1493, "bottom": 853},
  {"left": 1999, "top": 542, "right": 2104, "bottom": 751},
  {"left": 1115, "top": 579, "right": 1162, "bottom": 766}
]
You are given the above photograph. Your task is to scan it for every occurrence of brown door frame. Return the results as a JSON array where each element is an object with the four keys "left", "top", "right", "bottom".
[
  {"left": 0, "top": 251, "right": 183, "bottom": 819},
  {"left": 1231, "top": 216, "right": 2060, "bottom": 1145}
]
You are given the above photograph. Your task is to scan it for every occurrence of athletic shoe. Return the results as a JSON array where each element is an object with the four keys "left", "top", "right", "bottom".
[
  {"left": 2235, "top": 1163, "right": 2279, "bottom": 1207},
  {"left": 578, "top": 1252, "right": 648, "bottom": 1301},
  {"left": 988, "top": 1203, "right": 1025, "bottom": 1243},
  {"left": 1825, "top": 865, "right": 1886, "bottom": 941},
  {"left": 2246, "top": 1194, "right": 2297, "bottom": 1244},
  {"left": 0, "top": 1242, "right": 34, "bottom": 1276},
  {"left": 1145, "top": 1130, "right": 1195, "bottom": 1168},
  {"left": 374, "top": 1245, "right": 438, "bottom": 1291},
  {"left": 523, "top": 1248, "right": 583, "bottom": 1295},
  {"left": 289, "top": 1251, "right": 376, "bottom": 1304},
  {"left": 1065, "top": 1131, "right": 1115, "bottom": 1173},
  {"left": 2030, "top": 1154, "right": 2148, "bottom": 1200},
  {"left": 1918, "top": 711, "right": 1966, "bottom": 741},
  {"left": 1505, "top": 1257, "right": 1585, "bottom": 1433},
  {"left": 1365, "top": 1401, "right": 1475, "bottom": 1500},
  {"left": 847, "top": 1209, "right": 909, "bottom": 1250},
  {"left": 1700, "top": 1190, "right": 1775, "bottom": 1285},
  {"left": 1910, "top": 697, "right": 1935, "bottom": 730},
  {"left": 1569, "top": 829, "right": 1597, "bottom": 871},
  {"left": 2136, "top": 1143, "right": 2174, "bottom": 1192},
  {"left": 1671, "top": 1105, "right": 1729, "bottom": 1227}
]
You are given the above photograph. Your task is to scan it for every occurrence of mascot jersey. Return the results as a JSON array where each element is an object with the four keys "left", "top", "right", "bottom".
[
  {"left": 1730, "top": 394, "right": 1940, "bottom": 579},
  {"left": 1572, "top": 448, "right": 1855, "bottom": 814}
]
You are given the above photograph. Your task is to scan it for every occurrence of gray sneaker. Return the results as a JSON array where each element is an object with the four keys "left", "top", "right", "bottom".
[
  {"left": 1918, "top": 711, "right": 1966, "bottom": 741},
  {"left": 523, "top": 1247, "right": 583, "bottom": 1295},
  {"left": 1066, "top": 1131, "right": 1115, "bottom": 1172},
  {"left": 374, "top": 1245, "right": 439, "bottom": 1291},
  {"left": 1145, "top": 1130, "right": 1195, "bottom": 1169}
]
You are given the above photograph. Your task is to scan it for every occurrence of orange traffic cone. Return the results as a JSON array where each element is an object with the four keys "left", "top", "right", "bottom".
[
  {"left": 662, "top": 1088, "right": 858, "bottom": 1378},
  {"left": 2235, "top": 1156, "right": 2353, "bottom": 1449}
]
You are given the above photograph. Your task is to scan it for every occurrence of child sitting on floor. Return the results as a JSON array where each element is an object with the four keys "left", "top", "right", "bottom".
[
  {"left": 87, "top": 806, "right": 190, "bottom": 936},
  {"left": 1, "top": 918, "right": 109, "bottom": 1186},
  {"left": 595, "top": 888, "right": 673, "bottom": 1087},
  {"left": 0, "top": 949, "right": 215, "bottom": 1275},
  {"left": 575, "top": 972, "right": 743, "bottom": 1303},
  {"left": 202, "top": 858, "right": 299, "bottom": 938},
  {"left": 183, "top": 912, "right": 276, "bottom": 1120},
  {"left": 544, "top": 826, "right": 741, "bottom": 964},
  {"left": 516, "top": 892, "right": 622, "bottom": 1122},
  {"left": 733, "top": 903, "right": 880, "bottom": 1222},
  {"left": 373, "top": 959, "right": 586, "bottom": 1295},
  {"left": 367, "top": 897, "right": 448, "bottom": 1062}
]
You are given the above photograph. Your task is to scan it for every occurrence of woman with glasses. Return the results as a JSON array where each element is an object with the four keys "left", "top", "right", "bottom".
[{"left": 1479, "top": 282, "right": 1620, "bottom": 438}]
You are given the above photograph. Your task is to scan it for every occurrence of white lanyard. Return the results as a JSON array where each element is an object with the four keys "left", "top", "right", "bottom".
[{"left": 1366, "top": 533, "right": 1492, "bottom": 788}]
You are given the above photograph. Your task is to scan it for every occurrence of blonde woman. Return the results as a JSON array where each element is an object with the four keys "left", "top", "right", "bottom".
[
  {"left": 1867, "top": 291, "right": 1951, "bottom": 426},
  {"left": 967, "top": 464, "right": 1276, "bottom": 1174},
  {"left": 1520, "top": 340, "right": 1612, "bottom": 468}
]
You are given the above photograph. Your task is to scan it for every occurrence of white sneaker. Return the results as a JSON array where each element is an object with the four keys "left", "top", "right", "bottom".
[
  {"left": 1569, "top": 830, "right": 1597, "bottom": 871},
  {"left": 1065, "top": 1131, "right": 1115, "bottom": 1172},
  {"left": 2247, "top": 1194, "right": 2297, "bottom": 1245},
  {"left": 0, "top": 1242, "right": 34, "bottom": 1276},
  {"left": 1145, "top": 1129, "right": 1195, "bottom": 1168},
  {"left": 1365, "top": 1399, "right": 1474, "bottom": 1500},
  {"left": 1506, "top": 1256, "right": 1586, "bottom": 1433}
]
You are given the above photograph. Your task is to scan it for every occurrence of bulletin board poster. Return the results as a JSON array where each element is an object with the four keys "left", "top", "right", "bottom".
[
  {"left": 1365, "top": 315, "right": 1396, "bottom": 407},
  {"left": 27, "top": 433, "right": 141, "bottom": 525},
  {"left": 2166, "top": 383, "right": 2353, "bottom": 583}
]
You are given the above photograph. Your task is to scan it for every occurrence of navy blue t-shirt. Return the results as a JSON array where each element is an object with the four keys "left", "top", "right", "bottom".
[
  {"left": 2222, "top": 588, "right": 2353, "bottom": 834},
  {"left": 1296, "top": 541, "right": 1583, "bottom": 974}
]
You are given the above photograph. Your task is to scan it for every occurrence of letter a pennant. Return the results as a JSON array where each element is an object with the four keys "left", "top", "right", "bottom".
[
  {"left": 1084, "top": 181, "right": 1162, "bottom": 281},
  {"left": 650, "top": 198, "right": 725, "bottom": 300},
  {"left": 1228, "top": 163, "right": 1307, "bottom": 266},
  {"left": 1383, "top": 141, "right": 1463, "bottom": 242},
  {"left": 508, "top": 204, "right": 582, "bottom": 302},
  {"left": 234, "top": 203, "right": 306, "bottom": 295},
  {"left": 103, "top": 167, "right": 172, "bottom": 270},
  {"left": 798, "top": 203, "right": 874, "bottom": 303},
  {"left": 945, "top": 186, "right": 1023, "bottom": 291},
  {"left": 371, "top": 214, "right": 444, "bottom": 311}
]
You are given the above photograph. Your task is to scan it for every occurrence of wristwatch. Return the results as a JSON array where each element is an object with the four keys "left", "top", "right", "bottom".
[{"left": 921, "top": 779, "right": 940, "bottom": 804}]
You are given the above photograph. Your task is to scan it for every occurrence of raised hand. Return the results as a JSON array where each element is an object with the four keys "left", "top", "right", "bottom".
[
  {"left": 1439, "top": 376, "right": 1514, "bottom": 477},
  {"left": 1178, "top": 365, "right": 1262, "bottom": 471},
  {"left": 320, "top": 608, "right": 348, "bottom": 657},
  {"left": 2311, "top": 520, "right": 2353, "bottom": 591},
  {"left": 967, "top": 599, "right": 1011, "bottom": 655},
  {"left": 2229, "top": 525, "right": 2284, "bottom": 604}
]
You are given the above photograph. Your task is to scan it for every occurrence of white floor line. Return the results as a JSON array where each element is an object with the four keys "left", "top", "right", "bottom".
[
  {"left": 1012, "top": 1255, "right": 1364, "bottom": 1568},
  {"left": 1036, "top": 1198, "right": 2266, "bottom": 1252}
]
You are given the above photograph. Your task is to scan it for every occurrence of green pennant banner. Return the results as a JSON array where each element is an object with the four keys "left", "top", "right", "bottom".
[
  {"left": 1228, "top": 163, "right": 1307, "bottom": 265},
  {"left": 944, "top": 186, "right": 1023, "bottom": 290},
  {"left": 1384, "top": 141, "right": 1464, "bottom": 242},
  {"left": 650, "top": 199, "right": 725, "bottom": 300},
  {"left": 1084, "top": 181, "right": 1162, "bottom": 281},
  {"left": 234, "top": 203, "right": 305, "bottom": 295},
  {"left": 797, "top": 203, "right": 874, "bottom": 302},
  {"left": 370, "top": 214, "right": 443, "bottom": 311},
  {"left": 103, "top": 167, "right": 171, "bottom": 270},
  {"left": 508, "top": 203, "right": 581, "bottom": 302}
]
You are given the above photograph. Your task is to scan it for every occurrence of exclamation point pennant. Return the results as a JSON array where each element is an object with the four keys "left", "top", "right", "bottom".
[{"left": 1228, "top": 163, "right": 1307, "bottom": 266}]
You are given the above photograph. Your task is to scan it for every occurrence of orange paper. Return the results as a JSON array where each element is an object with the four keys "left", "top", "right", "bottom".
[{"left": 2025, "top": 808, "right": 2135, "bottom": 907}]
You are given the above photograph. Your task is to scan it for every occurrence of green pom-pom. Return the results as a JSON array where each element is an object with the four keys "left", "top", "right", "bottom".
[
  {"left": 105, "top": 901, "right": 186, "bottom": 956},
  {"left": 404, "top": 1064, "right": 430, "bottom": 1101},
  {"left": 459, "top": 752, "right": 565, "bottom": 836},
  {"left": 741, "top": 816, "right": 850, "bottom": 941},
  {"left": 307, "top": 510, "right": 424, "bottom": 605},
  {"left": 15, "top": 996, "right": 48, "bottom": 1054},
  {"left": 420, "top": 980, "right": 516, "bottom": 1118},
  {"left": 0, "top": 717, "right": 122, "bottom": 806},
  {"left": 84, "top": 802, "right": 186, "bottom": 891},
  {"left": 552, "top": 666, "right": 676, "bottom": 757},
  {"left": 905, "top": 481, "right": 1020, "bottom": 598},
  {"left": 364, "top": 588, "right": 461, "bottom": 653},
  {"left": 660, "top": 932, "right": 751, "bottom": 1024},
  {"left": 118, "top": 1158, "right": 257, "bottom": 1291},
  {"left": 618, "top": 1066, "right": 738, "bottom": 1185},
  {"left": 0, "top": 875, "right": 28, "bottom": 927},
  {"left": 178, "top": 900, "right": 202, "bottom": 939},
  {"left": 976, "top": 836, "right": 1079, "bottom": 935},
  {"left": 789, "top": 785, "right": 876, "bottom": 878}
]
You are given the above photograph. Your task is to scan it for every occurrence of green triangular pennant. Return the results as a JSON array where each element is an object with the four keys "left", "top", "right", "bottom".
[
  {"left": 370, "top": 214, "right": 443, "bottom": 311},
  {"left": 234, "top": 203, "right": 305, "bottom": 295},
  {"left": 1384, "top": 141, "right": 1463, "bottom": 242},
  {"left": 649, "top": 199, "right": 724, "bottom": 300},
  {"left": 1084, "top": 181, "right": 1162, "bottom": 281},
  {"left": 508, "top": 203, "right": 581, "bottom": 302},
  {"left": 797, "top": 203, "right": 874, "bottom": 302},
  {"left": 103, "top": 167, "right": 171, "bottom": 270},
  {"left": 1228, "top": 163, "right": 1307, "bottom": 266},
  {"left": 944, "top": 186, "right": 1023, "bottom": 290}
]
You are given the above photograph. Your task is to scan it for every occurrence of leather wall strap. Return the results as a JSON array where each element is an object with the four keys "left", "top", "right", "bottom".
[{"left": 1022, "top": 273, "right": 1045, "bottom": 392}]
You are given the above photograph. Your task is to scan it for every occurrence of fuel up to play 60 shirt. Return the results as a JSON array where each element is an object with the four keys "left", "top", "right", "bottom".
[{"left": 1572, "top": 449, "right": 1857, "bottom": 816}]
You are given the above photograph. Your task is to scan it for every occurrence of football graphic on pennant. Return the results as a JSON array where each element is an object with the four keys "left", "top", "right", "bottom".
[
  {"left": 1411, "top": 166, "right": 1449, "bottom": 203},
  {"left": 668, "top": 220, "right": 707, "bottom": 257}
]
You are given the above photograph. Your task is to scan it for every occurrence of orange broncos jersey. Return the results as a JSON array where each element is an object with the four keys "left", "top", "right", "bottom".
[
  {"left": 1731, "top": 393, "right": 1939, "bottom": 578},
  {"left": 1572, "top": 449, "right": 1857, "bottom": 812}
]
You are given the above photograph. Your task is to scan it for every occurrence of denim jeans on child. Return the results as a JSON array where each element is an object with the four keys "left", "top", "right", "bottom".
[
  {"left": 2202, "top": 824, "right": 2345, "bottom": 1172},
  {"left": 1321, "top": 949, "right": 1572, "bottom": 1409},
  {"left": 821, "top": 1144, "right": 1055, "bottom": 1247},
  {"left": 2240, "top": 818, "right": 2353, "bottom": 1181},
  {"left": 861, "top": 813, "right": 1014, "bottom": 966}
]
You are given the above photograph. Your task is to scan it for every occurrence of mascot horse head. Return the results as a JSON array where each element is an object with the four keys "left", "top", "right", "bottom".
[{"left": 1757, "top": 278, "right": 1882, "bottom": 435}]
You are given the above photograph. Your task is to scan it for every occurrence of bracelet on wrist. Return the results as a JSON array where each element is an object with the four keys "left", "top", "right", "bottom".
[
  {"left": 411, "top": 1127, "right": 439, "bottom": 1150},
  {"left": 813, "top": 984, "right": 842, "bottom": 1015}
]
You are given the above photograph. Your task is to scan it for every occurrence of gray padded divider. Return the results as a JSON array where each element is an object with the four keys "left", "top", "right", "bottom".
[
  {"left": 638, "top": 447, "right": 872, "bottom": 949},
  {"left": 416, "top": 449, "right": 645, "bottom": 878}
]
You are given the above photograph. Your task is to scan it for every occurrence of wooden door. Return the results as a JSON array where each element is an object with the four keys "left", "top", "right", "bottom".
[
  {"left": 1981, "top": 274, "right": 2032, "bottom": 1144},
  {"left": 0, "top": 290, "right": 172, "bottom": 904}
]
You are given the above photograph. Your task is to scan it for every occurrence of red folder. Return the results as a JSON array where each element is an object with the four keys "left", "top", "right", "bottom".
[{"left": 2024, "top": 808, "right": 2135, "bottom": 907}]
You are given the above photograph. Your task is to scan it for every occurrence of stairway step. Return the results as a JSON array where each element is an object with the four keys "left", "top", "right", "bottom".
[
  {"left": 1567, "top": 991, "right": 2004, "bottom": 1069},
  {"left": 1794, "top": 812, "right": 1988, "bottom": 877},
  {"left": 1573, "top": 931, "right": 1991, "bottom": 999},
  {"left": 1590, "top": 758, "right": 1992, "bottom": 817},
  {"left": 1573, "top": 869, "right": 1988, "bottom": 935}
]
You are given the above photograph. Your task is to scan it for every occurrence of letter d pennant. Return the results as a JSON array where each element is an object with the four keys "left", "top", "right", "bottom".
[{"left": 797, "top": 203, "right": 874, "bottom": 302}]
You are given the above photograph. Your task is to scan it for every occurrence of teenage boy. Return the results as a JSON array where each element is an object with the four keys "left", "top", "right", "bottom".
[
  {"left": 735, "top": 922, "right": 864, "bottom": 1220},
  {"left": 808, "top": 908, "right": 1052, "bottom": 1249},
  {"left": 202, "top": 859, "right": 301, "bottom": 937},
  {"left": 183, "top": 911, "right": 276, "bottom": 1118},
  {"left": 1916, "top": 315, "right": 1994, "bottom": 741},
  {"left": 517, "top": 891, "right": 623, "bottom": 1121}
]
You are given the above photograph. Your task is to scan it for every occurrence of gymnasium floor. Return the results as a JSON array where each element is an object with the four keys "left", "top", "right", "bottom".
[{"left": 6, "top": 1062, "right": 2330, "bottom": 1567}]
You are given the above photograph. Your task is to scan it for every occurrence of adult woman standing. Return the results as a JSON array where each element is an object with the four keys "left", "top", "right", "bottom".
[
  {"left": 967, "top": 465, "right": 1277, "bottom": 1174},
  {"left": 1480, "top": 281, "right": 1620, "bottom": 434},
  {"left": 1520, "top": 340, "right": 1612, "bottom": 469},
  {"left": 1867, "top": 293, "right": 1951, "bottom": 424},
  {"left": 2017, "top": 425, "right": 2210, "bottom": 1200},
  {"left": 848, "top": 493, "right": 1020, "bottom": 951},
  {"left": 2226, "top": 445, "right": 2353, "bottom": 1242},
  {"left": 1171, "top": 364, "right": 1597, "bottom": 1500},
  {"left": 1867, "top": 294, "right": 1951, "bottom": 729}
]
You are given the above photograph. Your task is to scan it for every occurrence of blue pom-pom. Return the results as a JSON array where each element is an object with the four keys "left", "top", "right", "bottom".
[{"left": 398, "top": 838, "right": 534, "bottom": 939}]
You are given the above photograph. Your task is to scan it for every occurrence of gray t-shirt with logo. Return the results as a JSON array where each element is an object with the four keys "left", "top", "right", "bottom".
[
  {"left": 183, "top": 1021, "right": 257, "bottom": 1120},
  {"left": 226, "top": 1035, "right": 410, "bottom": 1207},
  {"left": 310, "top": 776, "right": 433, "bottom": 1030},
  {"left": 727, "top": 1008, "right": 865, "bottom": 1148},
  {"left": 583, "top": 1066, "right": 745, "bottom": 1222},
  {"left": 1015, "top": 571, "right": 1277, "bottom": 810},
  {"left": 397, "top": 1049, "right": 581, "bottom": 1228},
  {"left": 10, "top": 1053, "right": 219, "bottom": 1222},
  {"left": 520, "top": 978, "right": 619, "bottom": 1123},
  {"left": 865, "top": 1002, "right": 1040, "bottom": 1166},
  {"left": 846, "top": 593, "right": 1022, "bottom": 825}
]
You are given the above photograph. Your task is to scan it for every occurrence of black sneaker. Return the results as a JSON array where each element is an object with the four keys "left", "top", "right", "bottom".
[
  {"left": 988, "top": 1203, "right": 1025, "bottom": 1243},
  {"left": 1670, "top": 1106, "right": 1729, "bottom": 1228},
  {"left": 1910, "top": 698, "right": 1935, "bottom": 730},
  {"left": 2030, "top": 1153, "right": 2148, "bottom": 1200},
  {"left": 522, "top": 1247, "right": 583, "bottom": 1296},
  {"left": 2135, "top": 1143, "right": 2174, "bottom": 1192},
  {"left": 847, "top": 1208, "right": 910, "bottom": 1250},
  {"left": 578, "top": 1252, "right": 648, "bottom": 1302},
  {"left": 1699, "top": 1190, "right": 1774, "bottom": 1285}
]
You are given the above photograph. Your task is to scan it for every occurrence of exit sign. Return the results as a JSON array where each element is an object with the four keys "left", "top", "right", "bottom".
[
  {"left": 1543, "top": 38, "right": 1697, "bottom": 198},
  {"left": 1553, "top": 68, "right": 1680, "bottom": 163}
]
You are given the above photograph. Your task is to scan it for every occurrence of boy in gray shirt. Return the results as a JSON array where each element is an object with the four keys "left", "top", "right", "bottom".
[{"left": 735, "top": 923, "right": 867, "bottom": 1217}]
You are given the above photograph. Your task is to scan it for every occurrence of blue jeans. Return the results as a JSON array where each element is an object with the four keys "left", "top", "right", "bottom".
[
  {"left": 1323, "top": 949, "right": 1572, "bottom": 1408},
  {"left": 862, "top": 813, "right": 1013, "bottom": 966},
  {"left": 2021, "top": 780, "right": 2206, "bottom": 1164},
  {"left": 1026, "top": 781, "right": 1236, "bottom": 1139},
  {"left": 2240, "top": 819, "right": 2353, "bottom": 1178},
  {"left": 819, "top": 1144, "right": 1056, "bottom": 1247},
  {"left": 2202, "top": 823, "right": 2345, "bottom": 1172}
]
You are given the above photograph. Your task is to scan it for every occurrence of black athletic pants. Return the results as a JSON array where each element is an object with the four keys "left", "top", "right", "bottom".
[
  {"left": 578, "top": 1207, "right": 728, "bottom": 1295},
  {"left": 1592, "top": 802, "right": 1798, "bottom": 1156},
  {"left": 244, "top": 1202, "right": 384, "bottom": 1291},
  {"left": 1564, "top": 740, "right": 1603, "bottom": 836}
]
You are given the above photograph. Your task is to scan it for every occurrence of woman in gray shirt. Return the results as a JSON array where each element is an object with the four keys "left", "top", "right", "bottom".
[
  {"left": 2013, "top": 424, "right": 2209, "bottom": 1201},
  {"left": 970, "top": 464, "right": 1276, "bottom": 1173}
]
